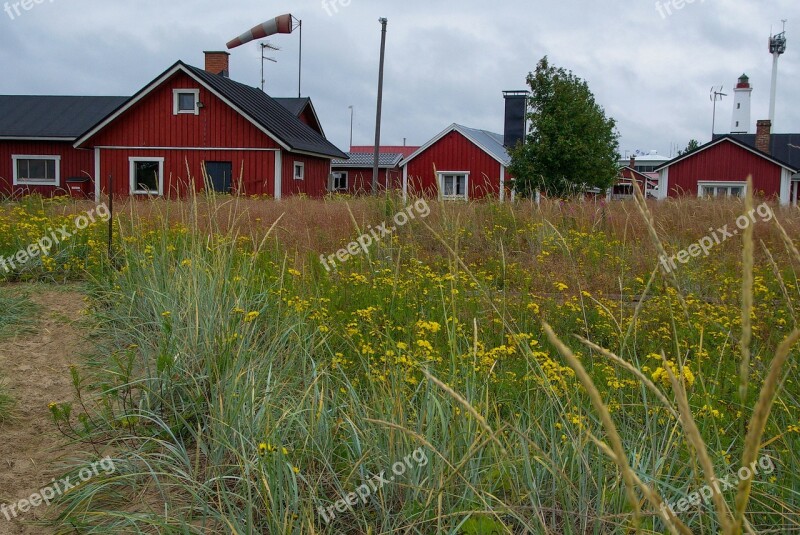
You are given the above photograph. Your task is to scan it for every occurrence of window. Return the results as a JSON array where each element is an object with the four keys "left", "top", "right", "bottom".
[
  {"left": 129, "top": 157, "right": 164, "bottom": 196},
  {"left": 294, "top": 162, "right": 305, "bottom": 181},
  {"left": 173, "top": 89, "right": 200, "bottom": 115},
  {"left": 332, "top": 171, "right": 348, "bottom": 191},
  {"left": 792, "top": 180, "right": 799, "bottom": 206},
  {"left": 698, "top": 181, "right": 746, "bottom": 198},
  {"left": 439, "top": 173, "right": 469, "bottom": 200},
  {"left": 12, "top": 155, "right": 60, "bottom": 186}
]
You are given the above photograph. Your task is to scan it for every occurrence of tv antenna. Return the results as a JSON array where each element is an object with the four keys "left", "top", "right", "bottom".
[
  {"left": 768, "top": 19, "right": 788, "bottom": 124},
  {"left": 227, "top": 14, "right": 303, "bottom": 97},
  {"left": 710, "top": 86, "right": 727, "bottom": 137},
  {"left": 260, "top": 42, "right": 280, "bottom": 92}
]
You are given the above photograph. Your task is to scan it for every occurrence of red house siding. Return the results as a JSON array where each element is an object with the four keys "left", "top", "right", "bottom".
[
  {"left": 282, "top": 155, "right": 331, "bottom": 197},
  {"left": 404, "top": 131, "right": 504, "bottom": 199},
  {"left": 332, "top": 167, "right": 402, "bottom": 194},
  {"left": 84, "top": 72, "right": 281, "bottom": 150},
  {"left": 96, "top": 148, "right": 278, "bottom": 198},
  {"left": 297, "top": 107, "right": 322, "bottom": 135},
  {"left": 0, "top": 141, "right": 93, "bottom": 197},
  {"left": 666, "top": 141, "right": 782, "bottom": 198}
]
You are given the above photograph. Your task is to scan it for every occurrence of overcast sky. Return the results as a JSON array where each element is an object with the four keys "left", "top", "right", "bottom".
[{"left": 1, "top": 0, "right": 797, "bottom": 158}]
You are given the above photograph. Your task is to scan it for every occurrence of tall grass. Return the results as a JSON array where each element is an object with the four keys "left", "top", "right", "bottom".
[
  {"left": 11, "top": 192, "right": 798, "bottom": 533},
  {"left": 0, "top": 290, "right": 40, "bottom": 422}
]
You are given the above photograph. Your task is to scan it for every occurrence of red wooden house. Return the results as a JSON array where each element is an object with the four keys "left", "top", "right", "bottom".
[
  {"left": 401, "top": 124, "right": 513, "bottom": 201},
  {"left": 0, "top": 96, "right": 127, "bottom": 198},
  {"left": 655, "top": 121, "right": 799, "bottom": 205},
  {"left": 0, "top": 52, "right": 347, "bottom": 200},
  {"left": 331, "top": 151, "right": 405, "bottom": 194},
  {"left": 613, "top": 158, "right": 659, "bottom": 200}
]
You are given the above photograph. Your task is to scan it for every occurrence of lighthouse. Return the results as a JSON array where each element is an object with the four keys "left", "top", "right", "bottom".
[{"left": 730, "top": 74, "right": 753, "bottom": 134}]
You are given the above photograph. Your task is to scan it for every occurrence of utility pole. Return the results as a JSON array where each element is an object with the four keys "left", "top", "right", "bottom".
[
  {"left": 372, "top": 18, "right": 388, "bottom": 195},
  {"left": 348, "top": 105, "right": 354, "bottom": 150}
]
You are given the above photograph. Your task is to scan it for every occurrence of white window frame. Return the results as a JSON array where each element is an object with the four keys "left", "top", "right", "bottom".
[
  {"left": 12, "top": 155, "right": 61, "bottom": 187},
  {"left": 129, "top": 157, "right": 165, "bottom": 196},
  {"left": 792, "top": 179, "right": 800, "bottom": 206},
  {"left": 173, "top": 89, "right": 200, "bottom": 115},
  {"left": 438, "top": 172, "right": 470, "bottom": 201},
  {"left": 698, "top": 181, "right": 747, "bottom": 199},
  {"left": 293, "top": 161, "right": 305, "bottom": 181},
  {"left": 332, "top": 171, "right": 348, "bottom": 191}
]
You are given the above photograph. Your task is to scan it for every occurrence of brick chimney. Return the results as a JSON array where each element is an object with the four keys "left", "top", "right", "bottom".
[
  {"left": 204, "top": 51, "right": 230, "bottom": 77},
  {"left": 629, "top": 156, "right": 636, "bottom": 169},
  {"left": 755, "top": 120, "right": 772, "bottom": 154}
]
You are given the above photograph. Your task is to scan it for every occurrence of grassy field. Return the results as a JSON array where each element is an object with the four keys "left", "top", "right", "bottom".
[
  {"left": 1, "top": 192, "right": 799, "bottom": 533},
  {"left": 0, "top": 290, "right": 39, "bottom": 423}
]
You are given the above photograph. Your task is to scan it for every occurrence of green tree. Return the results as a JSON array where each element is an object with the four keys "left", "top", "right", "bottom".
[
  {"left": 678, "top": 139, "right": 701, "bottom": 156},
  {"left": 509, "top": 57, "right": 620, "bottom": 198}
]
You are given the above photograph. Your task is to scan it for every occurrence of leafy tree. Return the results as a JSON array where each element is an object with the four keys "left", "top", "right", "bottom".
[
  {"left": 678, "top": 139, "right": 701, "bottom": 156},
  {"left": 509, "top": 57, "right": 620, "bottom": 198}
]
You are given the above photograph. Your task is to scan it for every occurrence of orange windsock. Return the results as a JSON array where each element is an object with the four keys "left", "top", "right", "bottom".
[{"left": 227, "top": 14, "right": 293, "bottom": 49}]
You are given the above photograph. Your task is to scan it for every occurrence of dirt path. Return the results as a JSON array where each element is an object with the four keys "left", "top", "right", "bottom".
[{"left": 0, "top": 285, "right": 89, "bottom": 535}]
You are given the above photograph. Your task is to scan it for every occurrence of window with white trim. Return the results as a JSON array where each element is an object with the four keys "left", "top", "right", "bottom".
[
  {"left": 698, "top": 181, "right": 746, "bottom": 199},
  {"left": 294, "top": 162, "right": 305, "bottom": 181},
  {"left": 792, "top": 179, "right": 799, "bottom": 206},
  {"left": 12, "top": 155, "right": 60, "bottom": 186},
  {"left": 332, "top": 171, "right": 348, "bottom": 191},
  {"left": 129, "top": 157, "right": 164, "bottom": 196},
  {"left": 439, "top": 173, "right": 469, "bottom": 200},
  {"left": 173, "top": 89, "right": 200, "bottom": 115}
]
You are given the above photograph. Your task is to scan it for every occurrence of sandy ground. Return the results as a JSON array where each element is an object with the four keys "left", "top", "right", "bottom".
[{"left": 0, "top": 286, "right": 88, "bottom": 535}]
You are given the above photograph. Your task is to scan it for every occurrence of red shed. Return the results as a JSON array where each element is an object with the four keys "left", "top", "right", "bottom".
[
  {"left": 613, "top": 164, "right": 658, "bottom": 200},
  {"left": 401, "top": 124, "right": 512, "bottom": 201},
  {"left": 331, "top": 151, "right": 406, "bottom": 194},
  {"left": 655, "top": 133, "right": 798, "bottom": 205}
]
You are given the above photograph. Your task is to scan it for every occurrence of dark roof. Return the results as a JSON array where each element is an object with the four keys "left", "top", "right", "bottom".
[
  {"left": 0, "top": 96, "right": 127, "bottom": 139},
  {"left": 273, "top": 97, "right": 311, "bottom": 116},
  {"left": 715, "top": 133, "right": 800, "bottom": 169},
  {"left": 656, "top": 135, "right": 799, "bottom": 172},
  {"left": 182, "top": 64, "right": 346, "bottom": 159},
  {"left": 332, "top": 152, "right": 403, "bottom": 168}
]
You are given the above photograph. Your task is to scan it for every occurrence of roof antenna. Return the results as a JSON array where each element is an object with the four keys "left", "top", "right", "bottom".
[
  {"left": 260, "top": 42, "right": 279, "bottom": 93},
  {"left": 710, "top": 85, "right": 727, "bottom": 138}
]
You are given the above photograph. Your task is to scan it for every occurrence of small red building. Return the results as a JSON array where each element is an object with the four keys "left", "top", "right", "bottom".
[
  {"left": 331, "top": 151, "right": 405, "bottom": 194},
  {"left": 655, "top": 122, "right": 799, "bottom": 205},
  {"left": 613, "top": 159, "right": 659, "bottom": 200},
  {"left": 401, "top": 124, "right": 513, "bottom": 201},
  {"left": 0, "top": 52, "right": 347, "bottom": 200},
  {"left": 0, "top": 96, "right": 127, "bottom": 198}
]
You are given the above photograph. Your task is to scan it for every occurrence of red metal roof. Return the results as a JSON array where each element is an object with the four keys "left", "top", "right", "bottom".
[{"left": 350, "top": 145, "right": 419, "bottom": 158}]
